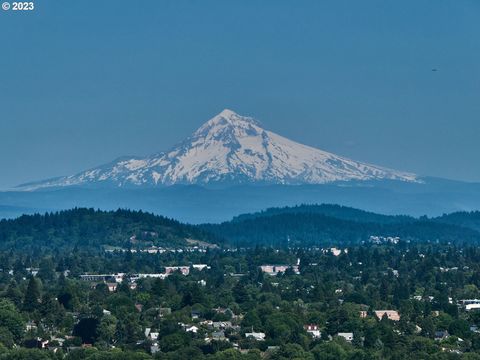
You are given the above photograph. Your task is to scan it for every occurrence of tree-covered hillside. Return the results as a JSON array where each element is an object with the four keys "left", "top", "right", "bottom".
[
  {"left": 202, "top": 205, "right": 480, "bottom": 247},
  {"left": 2, "top": 206, "right": 480, "bottom": 252},
  {"left": 231, "top": 204, "right": 415, "bottom": 224},
  {"left": 434, "top": 211, "right": 480, "bottom": 232},
  {"left": 0, "top": 208, "right": 215, "bottom": 252}
]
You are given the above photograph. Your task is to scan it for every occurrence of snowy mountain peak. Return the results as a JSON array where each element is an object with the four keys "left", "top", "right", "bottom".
[
  {"left": 215, "top": 108, "right": 256, "bottom": 124},
  {"left": 18, "top": 110, "right": 418, "bottom": 190},
  {"left": 218, "top": 108, "right": 241, "bottom": 119},
  {"left": 194, "top": 109, "right": 262, "bottom": 138}
]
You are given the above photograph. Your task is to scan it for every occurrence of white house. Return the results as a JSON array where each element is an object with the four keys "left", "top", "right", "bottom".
[
  {"left": 337, "top": 332, "right": 354, "bottom": 342},
  {"left": 186, "top": 326, "right": 199, "bottom": 333},
  {"left": 304, "top": 324, "right": 321, "bottom": 338},
  {"left": 245, "top": 332, "right": 266, "bottom": 341}
]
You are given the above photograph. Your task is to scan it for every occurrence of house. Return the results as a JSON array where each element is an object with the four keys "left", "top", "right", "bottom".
[
  {"left": 158, "top": 307, "right": 172, "bottom": 317},
  {"left": 24, "top": 337, "right": 50, "bottom": 349},
  {"left": 245, "top": 332, "right": 266, "bottom": 341},
  {"left": 459, "top": 299, "right": 480, "bottom": 306},
  {"left": 266, "top": 346, "right": 280, "bottom": 352},
  {"left": 260, "top": 264, "right": 300, "bottom": 276},
  {"left": 466, "top": 304, "right": 480, "bottom": 311},
  {"left": 191, "top": 310, "right": 202, "bottom": 320},
  {"left": 213, "top": 307, "right": 235, "bottom": 318},
  {"left": 435, "top": 330, "right": 449, "bottom": 341},
  {"left": 304, "top": 324, "right": 321, "bottom": 338},
  {"left": 79, "top": 273, "right": 126, "bottom": 283},
  {"left": 135, "top": 273, "right": 168, "bottom": 280},
  {"left": 40, "top": 339, "right": 50, "bottom": 349},
  {"left": 25, "top": 320, "right": 37, "bottom": 332},
  {"left": 211, "top": 330, "right": 227, "bottom": 341},
  {"left": 165, "top": 266, "right": 190, "bottom": 276},
  {"left": 359, "top": 311, "right": 368, "bottom": 318},
  {"left": 163, "top": 264, "right": 209, "bottom": 276},
  {"left": 80, "top": 274, "right": 110, "bottom": 282},
  {"left": 337, "top": 332, "right": 354, "bottom": 342},
  {"left": 145, "top": 327, "right": 159, "bottom": 340},
  {"left": 192, "top": 264, "right": 210, "bottom": 271},
  {"left": 375, "top": 310, "right": 400, "bottom": 321},
  {"left": 201, "top": 320, "right": 214, "bottom": 328},
  {"left": 330, "top": 248, "right": 342, "bottom": 256},
  {"left": 186, "top": 325, "right": 199, "bottom": 333},
  {"left": 213, "top": 321, "right": 232, "bottom": 329},
  {"left": 26, "top": 267, "right": 40, "bottom": 276},
  {"left": 50, "top": 337, "right": 66, "bottom": 347},
  {"left": 106, "top": 283, "right": 117, "bottom": 292}
]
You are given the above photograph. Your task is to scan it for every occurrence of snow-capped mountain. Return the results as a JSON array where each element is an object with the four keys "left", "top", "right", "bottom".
[{"left": 19, "top": 109, "right": 417, "bottom": 190}]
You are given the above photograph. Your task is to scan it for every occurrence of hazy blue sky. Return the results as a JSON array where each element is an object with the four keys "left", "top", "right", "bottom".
[{"left": 1, "top": 0, "right": 479, "bottom": 189}]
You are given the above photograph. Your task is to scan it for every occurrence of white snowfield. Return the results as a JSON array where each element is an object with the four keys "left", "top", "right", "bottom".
[{"left": 19, "top": 109, "right": 417, "bottom": 190}]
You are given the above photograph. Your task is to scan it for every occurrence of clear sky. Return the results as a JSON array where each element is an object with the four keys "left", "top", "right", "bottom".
[{"left": 1, "top": 0, "right": 479, "bottom": 189}]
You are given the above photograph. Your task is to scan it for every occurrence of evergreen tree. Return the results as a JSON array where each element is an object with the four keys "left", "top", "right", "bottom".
[{"left": 23, "top": 276, "right": 41, "bottom": 312}]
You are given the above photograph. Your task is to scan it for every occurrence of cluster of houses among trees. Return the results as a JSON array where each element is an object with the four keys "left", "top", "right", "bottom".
[
  {"left": 1, "top": 208, "right": 480, "bottom": 358},
  {"left": 1, "top": 241, "right": 480, "bottom": 359}
]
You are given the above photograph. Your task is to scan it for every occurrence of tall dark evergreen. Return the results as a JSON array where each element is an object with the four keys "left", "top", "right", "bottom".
[{"left": 23, "top": 276, "right": 41, "bottom": 312}]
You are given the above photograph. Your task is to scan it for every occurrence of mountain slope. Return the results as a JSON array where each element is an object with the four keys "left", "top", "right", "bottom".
[{"left": 18, "top": 109, "right": 417, "bottom": 190}]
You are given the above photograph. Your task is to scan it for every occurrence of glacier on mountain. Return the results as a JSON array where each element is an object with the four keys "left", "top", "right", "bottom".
[{"left": 18, "top": 109, "right": 417, "bottom": 190}]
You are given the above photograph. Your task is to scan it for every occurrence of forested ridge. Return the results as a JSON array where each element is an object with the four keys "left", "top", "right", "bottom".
[
  {"left": 1, "top": 206, "right": 480, "bottom": 252},
  {"left": 230, "top": 204, "right": 415, "bottom": 224},
  {"left": 0, "top": 208, "right": 215, "bottom": 252},
  {"left": 434, "top": 211, "right": 480, "bottom": 232},
  {"left": 202, "top": 205, "right": 480, "bottom": 247}
]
